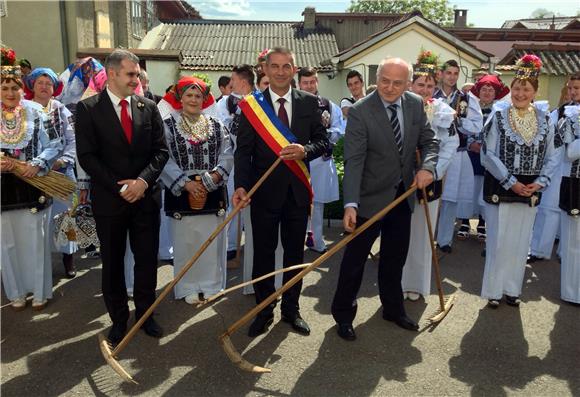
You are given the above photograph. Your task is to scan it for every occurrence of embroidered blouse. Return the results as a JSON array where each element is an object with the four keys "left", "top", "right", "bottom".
[
  {"left": 1, "top": 99, "right": 62, "bottom": 174},
  {"left": 481, "top": 101, "right": 562, "bottom": 190},
  {"left": 559, "top": 105, "right": 580, "bottom": 179},
  {"left": 161, "top": 113, "right": 233, "bottom": 196}
]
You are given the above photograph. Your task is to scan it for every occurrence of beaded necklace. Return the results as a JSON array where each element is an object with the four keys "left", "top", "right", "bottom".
[
  {"left": 508, "top": 106, "right": 538, "bottom": 145},
  {"left": 1, "top": 104, "right": 28, "bottom": 146},
  {"left": 177, "top": 113, "right": 210, "bottom": 145}
]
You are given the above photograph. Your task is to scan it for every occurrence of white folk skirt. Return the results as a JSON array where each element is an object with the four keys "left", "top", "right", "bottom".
[
  {"left": 402, "top": 199, "right": 439, "bottom": 296},
  {"left": 170, "top": 213, "right": 227, "bottom": 299},
  {"left": 560, "top": 212, "right": 580, "bottom": 304},
  {"left": 481, "top": 203, "right": 536, "bottom": 300},
  {"left": 1, "top": 208, "right": 53, "bottom": 301},
  {"left": 442, "top": 151, "right": 475, "bottom": 219}
]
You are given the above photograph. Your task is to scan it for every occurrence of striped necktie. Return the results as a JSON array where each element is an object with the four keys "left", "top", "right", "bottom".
[{"left": 388, "top": 104, "right": 402, "bottom": 155}]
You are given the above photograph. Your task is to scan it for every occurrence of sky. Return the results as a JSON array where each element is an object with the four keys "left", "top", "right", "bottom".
[{"left": 189, "top": 0, "right": 579, "bottom": 28}]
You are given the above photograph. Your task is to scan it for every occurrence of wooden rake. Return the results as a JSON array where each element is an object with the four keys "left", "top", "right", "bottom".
[
  {"left": 418, "top": 185, "right": 456, "bottom": 324},
  {"left": 98, "top": 158, "right": 283, "bottom": 383},
  {"left": 414, "top": 151, "right": 456, "bottom": 324},
  {"left": 218, "top": 185, "right": 418, "bottom": 373}
]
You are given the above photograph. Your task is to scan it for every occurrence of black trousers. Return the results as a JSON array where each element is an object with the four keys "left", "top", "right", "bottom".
[
  {"left": 95, "top": 204, "right": 160, "bottom": 325},
  {"left": 332, "top": 184, "right": 412, "bottom": 324},
  {"left": 250, "top": 188, "right": 309, "bottom": 318}
]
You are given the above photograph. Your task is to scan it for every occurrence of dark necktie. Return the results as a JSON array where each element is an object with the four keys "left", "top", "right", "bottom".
[
  {"left": 120, "top": 99, "right": 133, "bottom": 144},
  {"left": 388, "top": 103, "right": 403, "bottom": 155},
  {"left": 277, "top": 98, "right": 289, "bottom": 128}
]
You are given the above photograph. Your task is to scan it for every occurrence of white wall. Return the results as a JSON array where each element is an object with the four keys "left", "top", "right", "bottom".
[
  {"left": 343, "top": 25, "right": 483, "bottom": 87},
  {"left": 146, "top": 60, "right": 179, "bottom": 96}
]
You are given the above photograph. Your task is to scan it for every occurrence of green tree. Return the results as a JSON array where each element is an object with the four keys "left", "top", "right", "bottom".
[
  {"left": 529, "top": 8, "right": 563, "bottom": 18},
  {"left": 348, "top": 0, "right": 455, "bottom": 26}
]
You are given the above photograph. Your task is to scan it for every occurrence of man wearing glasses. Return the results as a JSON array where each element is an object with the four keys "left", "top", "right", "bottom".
[{"left": 331, "top": 58, "right": 439, "bottom": 341}]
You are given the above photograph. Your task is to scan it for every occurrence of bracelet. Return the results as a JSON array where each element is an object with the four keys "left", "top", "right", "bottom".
[{"left": 201, "top": 171, "right": 219, "bottom": 192}]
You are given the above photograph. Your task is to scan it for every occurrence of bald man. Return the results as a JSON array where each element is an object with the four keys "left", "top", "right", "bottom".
[{"left": 331, "top": 58, "right": 439, "bottom": 340}]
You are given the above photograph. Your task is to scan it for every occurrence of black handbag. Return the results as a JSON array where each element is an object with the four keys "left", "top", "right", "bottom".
[
  {"left": 483, "top": 172, "right": 541, "bottom": 207},
  {"left": 559, "top": 176, "right": 580, "bottom": 217}
]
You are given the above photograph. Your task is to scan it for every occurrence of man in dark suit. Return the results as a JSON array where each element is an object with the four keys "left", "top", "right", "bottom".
[
  {"left": 332, "top": 58, "right": 439, "bottom": 341},
  {"left": 76, "top": 49, "right": 169, "bottom": 345},
  {"left": 233, "top": 47, "right": 328, "bottom": 337}
]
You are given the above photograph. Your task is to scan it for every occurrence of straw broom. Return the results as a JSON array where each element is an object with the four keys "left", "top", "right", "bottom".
[{"left": 1, "top": 154, "right": 76, "bottom": 201}]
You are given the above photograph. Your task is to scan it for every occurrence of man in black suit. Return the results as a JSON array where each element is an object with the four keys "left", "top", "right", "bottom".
[
  {"left": 332, "top": 58, "right": 439, "bottom": 341},
  {"left": 233, "top": 47, "right": 328, "bottom": 337},
  {"left": 76, "top": 49, "right": 169, "bottom": 344}
]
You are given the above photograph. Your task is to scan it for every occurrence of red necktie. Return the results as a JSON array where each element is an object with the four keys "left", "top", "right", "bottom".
[
  {"left": 120, "top": 99, "right": 133, "bottom": 144},
  {"left": 277, "top": 98, "right": 289, "bottom": 128}
]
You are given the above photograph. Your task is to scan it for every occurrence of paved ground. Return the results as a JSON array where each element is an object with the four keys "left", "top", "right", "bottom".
[{"left": 1, "top": 224, "right": 579, "bottom": 396}]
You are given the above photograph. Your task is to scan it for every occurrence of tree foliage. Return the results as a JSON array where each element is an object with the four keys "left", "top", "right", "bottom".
[
  {"left": 347, "top": 0, "right": 455, "bottom": 26},
  {"left": 529, "top": 8, "right": 563, "bottom": 18}
]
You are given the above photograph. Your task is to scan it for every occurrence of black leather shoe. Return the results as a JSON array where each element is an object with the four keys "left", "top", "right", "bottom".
[
  {"left": 527, "top": 255, "right": 543, "bottom": 264},
  {"left": 438, "top": 244, "right": 452, "bottom": 254},
  {"left": 141, "top": 317, "right": 163, "bottom": 338},
  {"left": 107, "top": 323, "right": 127, "bottom": 345},
  {"left": 336, "top": 323, "right": 356, "bottom": 341},
  {"left": 248, "top": 315, "right": 274, "bottom": 337},
  {"left": 281, "top": 313, "right": 311, "bottom": 335},
  {"left": 383, "top": 313, "right": 419, "bottom": 331}
]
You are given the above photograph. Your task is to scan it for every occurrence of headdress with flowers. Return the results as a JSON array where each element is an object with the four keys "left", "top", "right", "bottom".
[
  {"left": 413, "top": 49, "right": 439, "bottom": 77},
  {"left": 1, "top": 46, "right": 21, "bottom": 81},
  {"left": 514, "top": 54, "right": 542, "bottom": 81}
]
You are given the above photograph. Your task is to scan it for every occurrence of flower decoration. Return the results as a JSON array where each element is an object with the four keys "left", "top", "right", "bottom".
[
  {"left": 1, "top": 46, "right": 16, "bottom": 66},
  {"left": 514, "top": 54, "right": 542, "bottom": 80},
  {"left": 413, "top": 48, "right": 439, "bottom": 77}
]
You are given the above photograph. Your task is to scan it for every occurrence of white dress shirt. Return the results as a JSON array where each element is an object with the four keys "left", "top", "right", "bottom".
[
  {"left": 106, "top": 87, "right": 133, "bottom": 121},
  {"left": 269, "top": 87, "right": 293, "bottom": 127}
]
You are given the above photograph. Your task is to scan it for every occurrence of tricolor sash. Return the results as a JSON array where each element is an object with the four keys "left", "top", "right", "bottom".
[{"left": 239, "top": 90, "right": 313, "bottom": 201}]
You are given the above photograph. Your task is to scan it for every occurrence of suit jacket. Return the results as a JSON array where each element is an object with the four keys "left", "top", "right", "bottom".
[
  {"left": 343, "top": 91, "right": 439, "bottom": 219},
  {"left": 75, "top": 91, "right": 169, "bottom": 216},
  {"left": 235, "top": 89, "right": 328, "bottom": 209}
]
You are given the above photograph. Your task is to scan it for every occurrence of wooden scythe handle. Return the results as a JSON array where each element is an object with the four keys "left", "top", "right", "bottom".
[
  {"left": 110, "top": 157, "right": 282, "bottom": 356},
  {"left": 220, "top": 185, "right": 417, "bottom": 338}
]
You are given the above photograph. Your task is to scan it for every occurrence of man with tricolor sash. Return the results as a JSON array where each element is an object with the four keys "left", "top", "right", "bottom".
[{"left": 233, "top": 47, "right": 329, "bottom": 338}]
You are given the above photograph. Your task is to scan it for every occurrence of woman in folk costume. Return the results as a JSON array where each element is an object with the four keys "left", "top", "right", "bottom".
[
  {"left": 557, "top": 103, "right": 580, "bottom": 304},
  {"left": 24, "top": 67, "right": 78, "bottom": 278},
  {"left": 160, "top": 76, "right": 232, "bottom": 304},
  {"left": 1, "top": 48, "right": 63, "bottom": 310},
  {"left": 480, "top": 55, "right": 562, "bottom": 308},
  {"left": 401, "top": 50, "right": 459, "bottom": 301},
  {"left": 468, "top": 74, "right": 511, "bottom": 254}
]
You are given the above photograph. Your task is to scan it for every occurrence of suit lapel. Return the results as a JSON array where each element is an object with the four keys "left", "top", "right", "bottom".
[
  {"left": 369, "top": 92, "right": 399, "bottom": 158},
  {"left": 98, "top": 91, "right": 130, "bottom": 146},
  {"left": 130, "top": 95, "right": 144, "bottom": 148},
  {"left": 291, "top": 88, "right": 300, "bottom": 131}
]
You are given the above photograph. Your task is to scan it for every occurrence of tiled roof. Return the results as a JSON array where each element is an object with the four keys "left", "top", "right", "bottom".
[
  {"left": 144, "top": 21, "right": 339, "bottom": 71},
  {"left": 496, "top": 43, "right": 580, "bottom": 76},
  {"left": 501, "top": 17, "right": 580, "bottom": 30}
]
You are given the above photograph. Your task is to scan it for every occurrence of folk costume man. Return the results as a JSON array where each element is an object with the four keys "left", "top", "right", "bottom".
[
  {"left": 331, "top": 58, "right": 439, "bottom": 341},
  {"left": 76, "top": 49, "right": 169, "bottom": 345},
  {"left": 434, "top": 59, "right": 483, "bottom": 252},
  {"left": 298, "top": 66, "right": 344, "bottom": 254},
  {"left": 233, "top": 47, "right": 328, "bottom": 337}
]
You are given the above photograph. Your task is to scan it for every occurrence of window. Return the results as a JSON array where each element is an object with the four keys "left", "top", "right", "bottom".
[
  {"left": 368, "top": 65, "right": 378, "bottom": 85},
  {"left": 131, "top": 0, "right": 158, "bottom": 38},
  {"left": 131, "top": 0, "right": 144, "bottom": 38}
]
